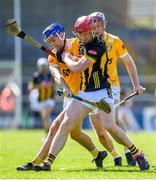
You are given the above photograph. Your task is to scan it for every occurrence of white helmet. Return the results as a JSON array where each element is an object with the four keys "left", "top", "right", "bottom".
[{"left": 37, "top": 57, "right": 48, "bottom": 67}]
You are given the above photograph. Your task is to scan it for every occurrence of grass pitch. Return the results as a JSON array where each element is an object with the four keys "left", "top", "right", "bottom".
[{"left": 0, "top": 130, "right": 156, "bottom": 179}]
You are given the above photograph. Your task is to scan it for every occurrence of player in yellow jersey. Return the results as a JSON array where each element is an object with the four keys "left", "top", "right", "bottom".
[
  {"left": 89, "top": 11, "right": 145, "bottom": 166},
  {"left": 33, "top": 16, "right": 149, "bottom": 171}
]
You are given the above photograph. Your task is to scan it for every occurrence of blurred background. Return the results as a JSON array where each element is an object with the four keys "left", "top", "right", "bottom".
[{"left": 0, "top": 0, "right": 156, "bottom": 131}]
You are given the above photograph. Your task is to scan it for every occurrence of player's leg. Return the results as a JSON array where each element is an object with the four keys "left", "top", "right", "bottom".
[
  {"left": 16, "top": 98, "right": 106, "bottom": 170},
  {"left": 90, "top": 114, "right": 122, "bottom": 166},
  {"left": 70, "top": 122, "right": 107, "bottom": 167},
  {"left": 33, "top": 100, "right": 92, "bottom": 171},
  {"left": 115, "top": 104, "right": 136, "bottom": 166},
  {"left": 98, "top": 107, "right": 149, "bottom": 171},
  {"left": 115, "top": 106, "right": 127, "bottom": 131},
  {"left": 113, "top": 88, "right": 136, "bottom": 166},
  {"left": 40, "top": 109, "right": 50, "bottom": 132},
  {"left": 16, "top": 109, "right": 66, "bottom": 171},
  {"left": 32, "top": 111, "right": 63, "bottom": 162},
  {"left": 40, "top": 100, "right": 54, "bottom": 133}
]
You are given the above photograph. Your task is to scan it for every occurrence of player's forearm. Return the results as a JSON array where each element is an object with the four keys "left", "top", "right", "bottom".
[
  {"left": 63, "top": 55, "right": 89, "bottom": 72},
  {"left": 63, "top": 58, "right": 82, "bottom": 72},
  {"left": 49, "top": 66, "right": 68, "bottom": 88},
  {"left": 50, "top": 66, "right": 62, "bottom": 83},
  {"left": 123, "top": 56, "right": 140, "bottom": 88}
]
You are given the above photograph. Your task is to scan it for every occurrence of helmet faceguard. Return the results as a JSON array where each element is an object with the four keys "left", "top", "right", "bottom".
[{"left": 42, "top": 23, "right": 65, "bottom": 48}]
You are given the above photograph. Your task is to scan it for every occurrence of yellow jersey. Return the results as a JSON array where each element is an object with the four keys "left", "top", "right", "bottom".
[
  {"left": 104, "top": 32, "right": 128, "bottom": 87},
  {"left": 48, "top": 38, "right": 81, "bottom": 95}
]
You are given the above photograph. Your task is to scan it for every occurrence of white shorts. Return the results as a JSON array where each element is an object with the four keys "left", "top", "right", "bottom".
[
  {"left": 88, "top": 88, "right": 118, "bottom": 115},
  {"left": 64, "top": 89, "right": 114, "bottom": 114},
  {"left": 77, "top": 89, "right": 114, "bottom": 114},
  {"left": 112, "top": 86, "right": 120, "bottom": 103},
  {"left": 63, "top": 97, "right": 75, "bottom": 109}
]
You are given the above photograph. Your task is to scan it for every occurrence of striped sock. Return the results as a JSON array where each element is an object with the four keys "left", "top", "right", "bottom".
[
  {"left": 47, "top": 154, "right": 55, "bottom": 165},
  {"left": 129, "top": 145, "right": 140, "bottom": 156}
]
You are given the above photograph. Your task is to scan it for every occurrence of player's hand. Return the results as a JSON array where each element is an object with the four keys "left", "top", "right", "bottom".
[
  {"left": 134, "top": 85, "right": 146, "bottom": 95},
  {"left": 63, "top": 85, "right": 72, "bottom": 97}
]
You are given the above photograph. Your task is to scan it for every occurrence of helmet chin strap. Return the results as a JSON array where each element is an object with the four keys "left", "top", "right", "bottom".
[
  {"left": 72, "top": 31, "right": 79, "bottom": 38},
  {"left": 44, "top": 32, "right": 66, "bottom": 50},
  {"left": 56, "top": 32, "right": 66, "bottom": 41},
  {"left": 91, "top": 30, "right": 95, "bottom": 38}
]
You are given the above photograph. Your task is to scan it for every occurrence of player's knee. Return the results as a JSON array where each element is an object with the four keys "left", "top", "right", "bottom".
[
  {"left": 96, "top": 128, "right": 106, "bottom": 139},
  {"left": 116, "top": 118, "right": 123, "bottom": 127},
  {"left": 115, "top": 117, "right": 122, "bottom": 124},
  {"left": 59, "top": 119, "right": 72, "bottom": 134},
  {"left": 49, "top": 121, "right": 59, "bottom": 136},
  {"left": 95, "top": 128, "right": 104, "bottom": 137}
]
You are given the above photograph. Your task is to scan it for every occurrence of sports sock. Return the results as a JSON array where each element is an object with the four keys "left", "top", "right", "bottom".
[
  {"left": 129, "top": 144, "right": 140, "bottom": 156},
  {"left": 31, "top": 156, "right": 43, "bottom": 165},
  {"left": 111, "top": 149, "right": 121, "bottom": 159},
  {"left": 90, "top": 148, "right": 99, "bottom": 159},
  {"left": 46, "top": 154, "right": 55, "bottom": 165},
  {"left": 124, "top": 146, "right": 131, "bottom": 154}
]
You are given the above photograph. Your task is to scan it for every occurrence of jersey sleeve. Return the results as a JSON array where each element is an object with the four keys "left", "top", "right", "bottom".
[
  {"left": 48, "top": 54, "right": 58, "bottom": 66},
  {"left": 85, "top": 44, "right": 105, "bottom": 63},
  {"left": 116, "top": 38, "right": 128, "bottom": 58},
  {"left": 85, "top": 38, "right": 106, "bottom": 63},
  {"left": 85, "top": 47, "right": 99, "bottom": 63}
]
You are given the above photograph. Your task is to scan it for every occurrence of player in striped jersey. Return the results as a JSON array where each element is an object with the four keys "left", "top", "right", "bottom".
[{"left": 28, "top": 58, "right": 55, "bottom": 132}]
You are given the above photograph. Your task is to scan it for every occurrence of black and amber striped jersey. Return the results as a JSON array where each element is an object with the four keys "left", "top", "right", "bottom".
[
  {"left": 32, "top": 72, "right": 55, "bottom": 101},
  {"left": 78, "top": 37, "right": 111, "bottom": 92}
]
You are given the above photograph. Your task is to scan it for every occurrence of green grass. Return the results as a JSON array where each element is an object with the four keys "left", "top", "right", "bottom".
[{"left": 0, "top": 130, "right": 156, "bottom": 179}]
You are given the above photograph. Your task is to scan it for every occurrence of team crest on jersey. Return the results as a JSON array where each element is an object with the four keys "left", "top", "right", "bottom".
[
  {"left": 48, "top": 59, "right": 54, "bottom": 64},
  {"left": 88, "top": 50, "right": 97, "bottom": 55}
]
